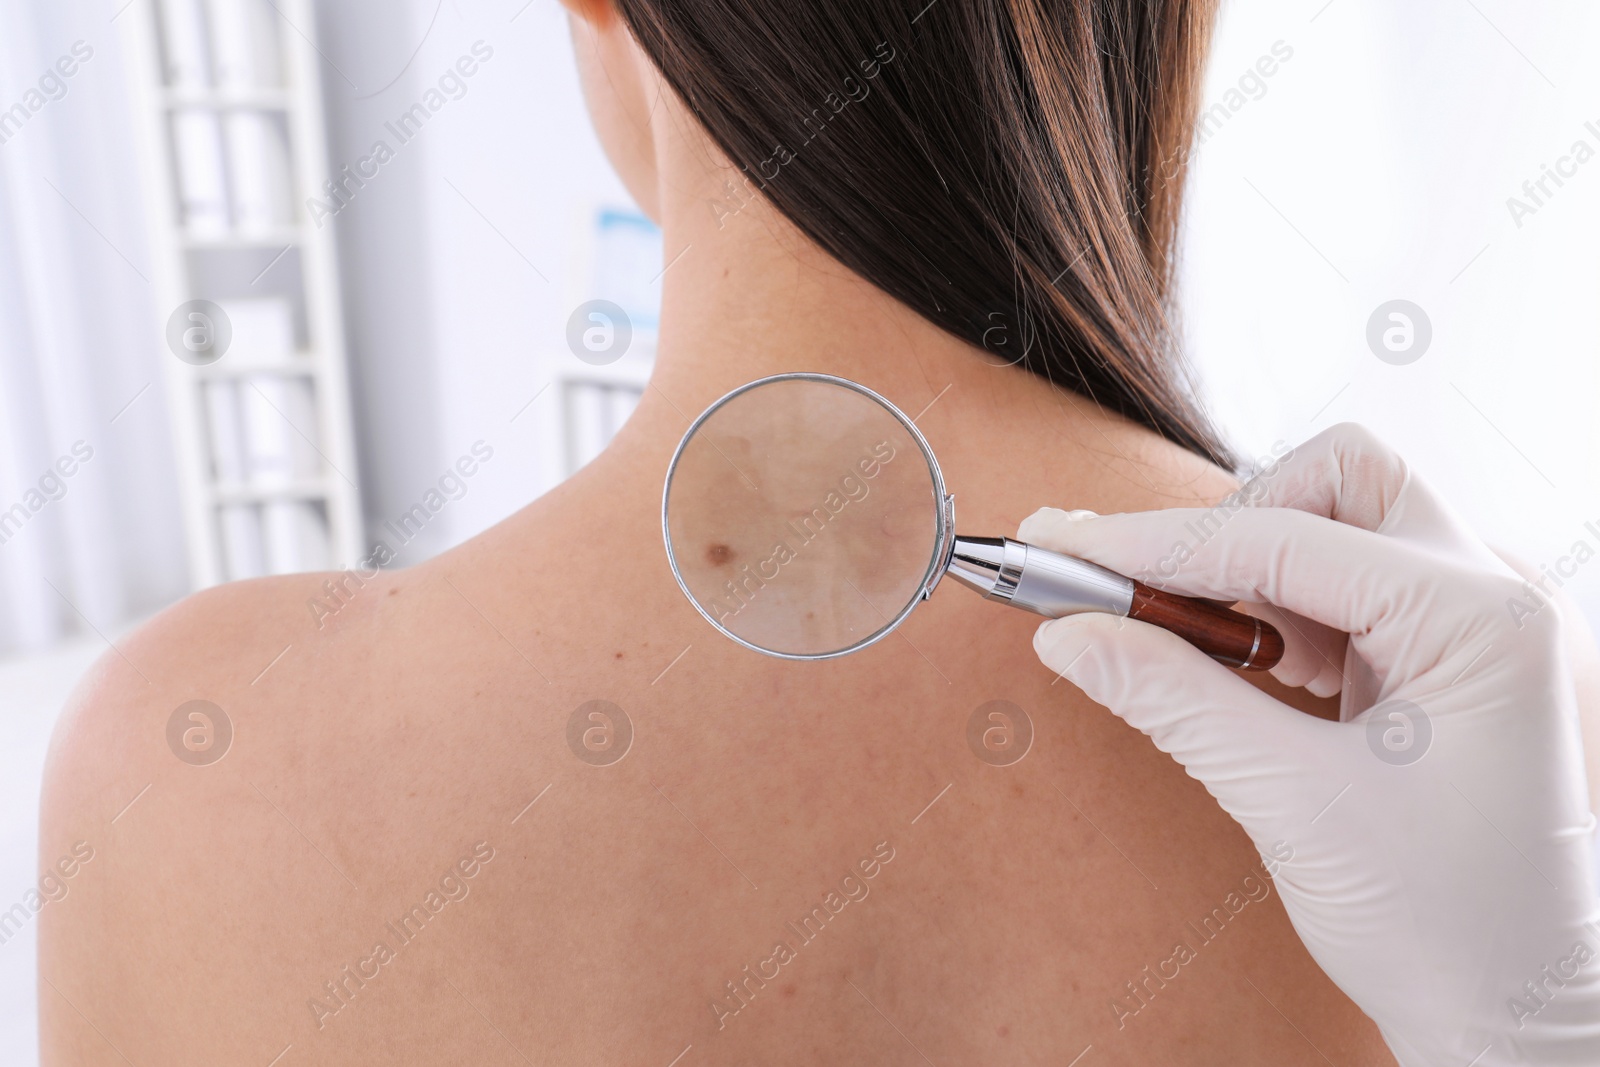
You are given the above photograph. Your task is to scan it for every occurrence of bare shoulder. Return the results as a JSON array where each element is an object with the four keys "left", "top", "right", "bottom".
[
  {"left": 37, "top": 531, "right": 580, "bottom": 1063},
  {"left": 43, "top": 568, "right": 386, "bottom": 819},
  {"left": 38, "top": 567, "right": 405, "bottom": 1063}
]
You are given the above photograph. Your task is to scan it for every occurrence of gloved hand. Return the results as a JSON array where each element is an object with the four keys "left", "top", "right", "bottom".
[{"left": 1023, "top": 423, "right": 1600, "bottom": 1066}]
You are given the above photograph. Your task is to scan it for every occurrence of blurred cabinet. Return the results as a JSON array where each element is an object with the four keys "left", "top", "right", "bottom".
[
  {"left": 552, "top": 206, "right": 658, "bottom": 476},
  {"left": 561, "top": 373, "right": 645, "bottom": 475},
  {"left": 121, "top": 0, "right": 363, "bottom": 586}
]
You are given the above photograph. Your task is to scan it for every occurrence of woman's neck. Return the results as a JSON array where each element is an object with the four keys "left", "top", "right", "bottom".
[{"left": 596, "top": 105, "right": 1225, "bottom": 531}]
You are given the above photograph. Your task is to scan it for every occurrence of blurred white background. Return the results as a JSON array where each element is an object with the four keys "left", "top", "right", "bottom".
[{"left": 0, "top": 0, "right": 1596, "bottom": 1061}]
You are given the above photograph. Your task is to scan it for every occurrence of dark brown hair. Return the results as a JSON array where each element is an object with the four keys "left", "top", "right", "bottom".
[{"left": 616, "top": 0, "right": 1232, "bottom": 466}]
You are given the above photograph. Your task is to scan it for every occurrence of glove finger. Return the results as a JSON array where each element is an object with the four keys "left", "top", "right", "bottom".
[
  {"left": 1245, "top": 422, "right": 1405, "bottom": 531},
  {"left": 1016, "top": 503, "right": 1454, "bottom": 640},
  {"left": 1018, "top": 507, "right": 1340, "bottom": 688},
  {"left": 1035, "top": 611, "right": 1333, "bottom": 839},
  {"left": 1021, "top": 510, "right": 1352, "bottom": 694}
]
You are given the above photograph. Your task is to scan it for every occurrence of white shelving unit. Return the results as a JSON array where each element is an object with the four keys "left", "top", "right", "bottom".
[
  {"left": 558, "top": 363, "right": 649, "bottom": 476},
  {"left": 121, "top": 0, "right": 363, "bottom": 587},
  {"left": 547, "top": 202, "right": 659, "bottom": 476}
]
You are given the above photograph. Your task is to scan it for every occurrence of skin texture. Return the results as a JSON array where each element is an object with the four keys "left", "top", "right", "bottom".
[{"left": 36, "top": 6, "right": 1408, "bottom": 1065}]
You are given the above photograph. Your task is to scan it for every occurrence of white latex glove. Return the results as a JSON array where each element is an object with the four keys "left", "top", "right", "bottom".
[{"left": 1023, "top": 424, "right": 1600, "bottom": 1065}]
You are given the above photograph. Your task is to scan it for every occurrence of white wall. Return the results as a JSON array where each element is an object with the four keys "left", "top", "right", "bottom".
[{"left": 1182, "top": 0, "right": 1600, "bottom": 626}]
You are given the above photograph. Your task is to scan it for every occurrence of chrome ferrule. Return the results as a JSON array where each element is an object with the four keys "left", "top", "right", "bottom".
[{"left": 945, "top": 536, "right": 1135, "bottom": 620}]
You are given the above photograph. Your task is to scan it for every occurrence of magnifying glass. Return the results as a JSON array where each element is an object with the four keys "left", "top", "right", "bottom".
[{"left": 661, "top": 373, "right": 1282, "bottom": 669}]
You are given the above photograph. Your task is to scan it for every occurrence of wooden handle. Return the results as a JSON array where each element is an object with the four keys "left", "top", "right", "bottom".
[{"left": 1127, "top": 581, "right": 1283, "bottom": 671}]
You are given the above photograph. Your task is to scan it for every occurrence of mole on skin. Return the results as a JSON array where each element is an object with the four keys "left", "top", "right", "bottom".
[{"left": 706, "top": 543, "right": 733, "bottom": 565}]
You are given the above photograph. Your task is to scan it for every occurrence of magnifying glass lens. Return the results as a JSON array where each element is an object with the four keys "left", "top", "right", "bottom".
[{"left": 663, "top": 377, "right": 942, "bottom": 658}]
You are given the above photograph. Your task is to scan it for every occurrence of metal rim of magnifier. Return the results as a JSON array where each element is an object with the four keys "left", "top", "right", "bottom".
[{"left": 661, "top": 372, "right": 955, "bottom": 662}]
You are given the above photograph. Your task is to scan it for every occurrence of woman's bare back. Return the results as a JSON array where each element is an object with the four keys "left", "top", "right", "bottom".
[{"left": 39, "top": 381, "right": 1395, "bottom": 1065}]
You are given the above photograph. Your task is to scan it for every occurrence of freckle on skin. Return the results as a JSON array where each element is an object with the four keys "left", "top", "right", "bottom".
[
  {"left": 996, "top": 1024, "right": 1010, "bottom": 1039},
  {"left": 781, "top": 983, "right": 797, "bottom": 998},
  {"left": 388, "top": 588, "right": 399, "bottom": 596},
  {"left": 615, "top": 651, "right": 624, "bottom": 659},
  {"left": 707, "top": 543, "right": 733, "bottom": 565}
]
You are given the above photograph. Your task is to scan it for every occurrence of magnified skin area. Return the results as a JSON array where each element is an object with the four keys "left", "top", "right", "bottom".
[{"left": 667, "top": 379, "right": 940, "bottom": 657}]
